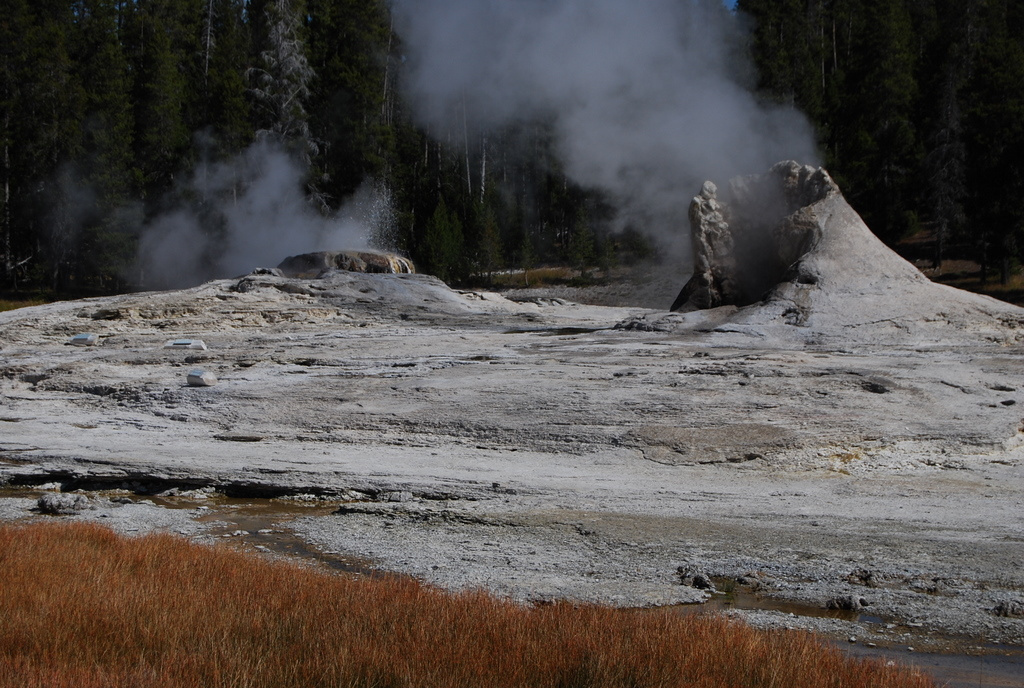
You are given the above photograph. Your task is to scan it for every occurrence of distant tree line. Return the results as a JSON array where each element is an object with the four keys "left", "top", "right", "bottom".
[
  {"left": 0, "top": 0, "right": 625, "bottom": 294},
  {"left": 1, "top": 0, "right": 1021, "bottom": 293},
  {"left": 738, "top": 0, "right": 1024, "bottom": 283}
]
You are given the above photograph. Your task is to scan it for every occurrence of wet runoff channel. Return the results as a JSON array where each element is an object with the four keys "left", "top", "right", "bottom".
[
  {"left": 679, "top": 582, "right": 1024, "bottom": 688},
  {"left": 2, "top": 488, "right": 1022, "bottom": 687},
  {"left": 1, "top": 487, "right": 380, "bottom": 577},
  {"left": 150, "top": 493, "right": 379, "bottom": 575}
]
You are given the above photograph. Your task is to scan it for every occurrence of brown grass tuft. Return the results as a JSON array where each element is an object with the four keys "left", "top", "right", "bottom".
[
  {"left": 0, "top": 522, "right": 935, "bottom": 688},
  {"left": 0, "top": 297, "right": 48, "bottom": 313}
]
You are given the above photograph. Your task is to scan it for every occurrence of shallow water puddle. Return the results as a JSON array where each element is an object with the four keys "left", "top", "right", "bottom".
[
  {"left": 149, "top": 494, "right": 382, "bottom": 576},
  {"left": 703, "top": 589, "right": 864, "bottom": 622},
  {"left": 0, "top": 487, "right": 378, "bottom": 577},
  {"left": 847, "top": 644, "right": 1024, "bottom": 688},
  {"left": 673, "top": 591, "right": 1024, "bottom": 687}
]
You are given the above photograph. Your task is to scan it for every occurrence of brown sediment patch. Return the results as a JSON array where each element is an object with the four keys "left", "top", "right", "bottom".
[{"left": 633, "top": 423, "right": 800, "bottom": 465}]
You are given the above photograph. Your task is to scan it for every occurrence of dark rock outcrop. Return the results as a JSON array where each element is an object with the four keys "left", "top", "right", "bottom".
[
  {"left": 277, "top": 250, "right": 415, "bottom": 278},
  {"left": 672, "top": 161, "right": 836, "bottom": 312},
  {"left": 826, "top": 595, "right": 871, "bottom": 611},
  {"left": 677, "top": 566, "right": 717, "bottom": 591},
  {"left": 992, "top": 599, "right": 1024, "bottom": 618}
]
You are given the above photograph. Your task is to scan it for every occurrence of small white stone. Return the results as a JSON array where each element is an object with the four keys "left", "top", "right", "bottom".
[
  {"left": 70, "top": 333, "right": 100, "bottom": 346},
  {"left": 165, "top": 339, "right": 208, "bottom": 350},
  {"left": 187, "top": 370, "right": 217, "bottom": 387}
]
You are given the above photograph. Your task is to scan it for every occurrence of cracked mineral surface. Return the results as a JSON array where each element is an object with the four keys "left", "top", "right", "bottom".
[{"left": 2, "top": 166, "right": 1024, "bottom": 671}]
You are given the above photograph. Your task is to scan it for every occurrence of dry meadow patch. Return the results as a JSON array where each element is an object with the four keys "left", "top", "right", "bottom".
[
  {"left": 0, "top": 522, "right": 935, "bottom": 688},
  {"left": 0, "top": 297, "right": 48, "bottom": 313}
]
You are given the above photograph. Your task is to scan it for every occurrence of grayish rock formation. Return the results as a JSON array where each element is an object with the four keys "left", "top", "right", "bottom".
[
  {"left": 672, "top": 161, "right": 836, "bottom": 312},
  {"left": 186, "top": 370, "right": 218, "bottom": 387},
  {"left": 632, "top": 160, "right": 1024, "bottom": 346},
  {"left": 37, "top": 493, "right": 91, "bottom": 515},
  {"left": 277, "top": 250, "right": 415, "bottom": 278},
  {"left": 673, "top": 181, "right": 736, "bottom": 310}
]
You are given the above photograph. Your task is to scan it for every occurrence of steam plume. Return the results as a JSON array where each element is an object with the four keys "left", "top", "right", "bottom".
[
  {"left": 392, "top": 0, "right": 819, "bottom": 241},
  {"left": 135, "top": 140, "right": 390, "bottom": 289}
]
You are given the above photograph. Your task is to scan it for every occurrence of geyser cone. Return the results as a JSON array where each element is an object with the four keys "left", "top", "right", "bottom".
[{"left": 630, "top": 161, "right": 1024, "bottom": 346}]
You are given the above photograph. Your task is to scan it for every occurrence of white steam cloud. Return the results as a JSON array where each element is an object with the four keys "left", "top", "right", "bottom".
[
  {"left": 137, "top": 1, "right": 817, "bottom": 288},
  {"left": 392, "top": 0, "right": 818, "bottom": 240},
  {"left": 136, "top": 140, "right": 391, "bottom": 289}
]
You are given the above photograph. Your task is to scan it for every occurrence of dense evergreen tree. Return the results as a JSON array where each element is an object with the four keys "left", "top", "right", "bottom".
[
  {"left": 196, "top": 0, "right": 252, "bottom": 157},
  {"left": 917, "top": 0, "right": 975, "bottom": 268},
  {"left": 841, "top": 0, "right": 920, "bottom": 241},
  {"left": 1, "top": 0, "right": 80, "bottom": 288},
  {"left": 306, "top": 0, "right": 394, "bottom": 207},
  {"left": 1, "top": 0, "right": 1022, "bottom": 294},
  {"left": 63, "top": 0, "right": 136, "bottom": 291},
  {"left": 738, "top": 0, "right": 827, "bottom": 119},
  {"left": 738, "top": 0, "right": 1024, "bottom": 280},
  {"left": 125, "top": 0, "right": 192, "bottom": 206},
  {"left": 962, "top": 0, "right": 1024, "bottom": 283},
  {"left": 476, "top": 202, "right": 503, "bottom": 283},
  {"left": 422, "top": 196, "right": 464, "bottom": 284},
  {"left": 248, "top": 0, "right": 315, "bottom": 164}
]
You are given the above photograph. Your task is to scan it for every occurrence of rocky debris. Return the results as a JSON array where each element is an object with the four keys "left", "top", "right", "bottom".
[
  {"left": 735, "top": 572, "right": 773, "bottom": 592},
  {"left": 678, "top": 566, "right": 717, "bottom": 591},
  {"left": 69, "top": 333, "right": 100, "bottom": 347},
  {"left": 225, "top": 269, "right": 521, "bottom": 320},
  {"left": 909, "top": 577, "right": 948, "bottom": 595},
  {"left": 826, "top": 595, "right": 871, "bottom": 611},
  {"left": 633, "top": 423, "right": 798, "bottom": 466},
  {"left": 277, "top": 250, "right": 415, "bottom": 278},
  {"left": 37, "top": 492, "right": 92, "bottom": 515},
  {"left": 848, "top": 568, "right": 890, "bottom": 588},
  {"left": 164, "top": 339, "right": 208, "bottom": 351},
  {"left": 992, "top": 599, "right": 1024, "bottom": 618},
  {"left": 186, "top": 370, "right": 218, "bottom": 387}
]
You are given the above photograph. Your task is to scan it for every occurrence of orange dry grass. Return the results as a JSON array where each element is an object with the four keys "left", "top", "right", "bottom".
[{"left": 0, "top": 522, "right": 935, "bottom": 688}]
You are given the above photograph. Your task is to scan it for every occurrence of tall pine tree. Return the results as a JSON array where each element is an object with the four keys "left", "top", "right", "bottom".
[
  {"left": 125, "top": 0, "right": 193, "bottom": 207},
  {"left": 306, "top": 0, "right": 394, "bottom": 208},
  {"left": 1, "top": 0, "right": 80, "bottom": 287},
  {"left": 64, "top": 0, "right": 136, "bottom": 291},
  {"left": 963, "top": 0, "right": 1024, "bottom": 283},
  {"left": 248, "top": 0, "right": 315, "bottom": 164}
]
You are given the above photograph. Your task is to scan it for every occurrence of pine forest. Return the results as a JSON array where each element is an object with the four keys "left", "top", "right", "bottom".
[{"left": 1, "top": 0, "right": 1022, "bottom": 296}]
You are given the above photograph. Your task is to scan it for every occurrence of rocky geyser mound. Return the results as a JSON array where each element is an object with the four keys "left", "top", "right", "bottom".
[
  {"left": 277, "top": 250, "right": 415, "bottom": 278},
  {"left": 673, "top": 161, "right": 836, "bottom": 312},
  {"left": 644, "top": 161, "right": 1024, "bottom": 345}
]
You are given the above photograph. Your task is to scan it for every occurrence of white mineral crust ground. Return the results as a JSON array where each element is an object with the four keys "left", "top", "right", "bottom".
[{"left": 2, "top": 182, "right": 1024, "bottom": 667}]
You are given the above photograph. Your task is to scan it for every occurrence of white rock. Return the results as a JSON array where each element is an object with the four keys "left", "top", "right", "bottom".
[
  {"left": 70, "top": 333, "right": 100, "bottom": 346},
  {"left": 186, "top": 370, "right": 217, "bottom": 387},
  {"left": 165, "top": 339, "right": 208, "bottom": 350}
]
